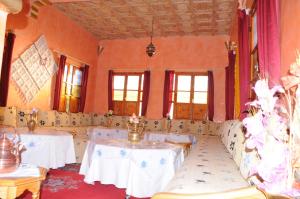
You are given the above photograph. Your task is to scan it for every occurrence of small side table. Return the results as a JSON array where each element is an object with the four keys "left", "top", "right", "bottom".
[
  {"left": 0, "top": 167, "right": 47, "bottom": 199},
  {"left": 165, "top": 140, "right": 192, "bottom": 157}
]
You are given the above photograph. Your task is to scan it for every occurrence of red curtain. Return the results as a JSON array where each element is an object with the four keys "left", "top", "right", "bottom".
[
  {"left": 162, "top": 70, "right": 174, "bottom": 117},
  {"left": 257, "top": 0, "right": 280, "bottom": 85},
  {"left": 53, "top": 55, "right": 66, "bottom": 110},
  {"left": 225, "top": 51, "right": 236, "bottom": 120},
  {"left": 108, "top": 70, "right": 113, "bottom": 111},
  {"left": 238, "top": 9, "right": 251, "bottom": 119},
  {"left": 78, "top": 65, "right": 89, "bottom": 112},
  {"left": 141, "top": 70, "right": 150, "bottom": 116},
  {"left": 0, "top": 32, "right": 15, "bottom": 107},
  {"left": 207, "top": 71, "right": 214, "bottom": 121}
]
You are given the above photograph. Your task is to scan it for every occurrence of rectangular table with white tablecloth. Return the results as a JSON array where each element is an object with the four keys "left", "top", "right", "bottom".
[
  {"left": 79, "top": 139, "right": 184, "bottom": 198},
  {"left": 87, "top": 127, "right": 197, "bottom": 145},
  {"left": 0, "top": 127, "right": 76, "bottom": 169}
]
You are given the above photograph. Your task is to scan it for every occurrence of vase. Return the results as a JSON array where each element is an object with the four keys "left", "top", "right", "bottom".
[
  {"left": 27, "top": 119, "right": 36, "bottom": 132},
  {"left": 127, "top": 122, "right": 144, "bottom": 143},
  {"left": 167, "top": 120, "right": 172, "bottom": 133},
  {"left": 106, "top": 118, "right": 112, "bottom": 128}
]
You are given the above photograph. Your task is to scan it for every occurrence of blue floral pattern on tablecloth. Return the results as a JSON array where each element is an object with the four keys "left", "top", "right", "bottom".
[
  {"left": 120, "top": 149, "right": 126, "bottom": 157},
  {"left": 160, "top": 158, "right": 166, "bottom": 165},
  {"left": 141, "top": 161, "right": 147, "bottom": 168}
]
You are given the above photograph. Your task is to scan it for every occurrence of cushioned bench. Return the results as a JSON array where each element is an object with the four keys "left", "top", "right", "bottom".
[{"left": 152, "top": 120, "right": 270, "bottom": 199}]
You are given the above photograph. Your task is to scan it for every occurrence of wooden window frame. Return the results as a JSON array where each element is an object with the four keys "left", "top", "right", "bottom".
[
  {"left": 112, "top": 72, "right": 144, "bottom": 116},
  {"left": 249, "top": 0, "right": 259, "bottom": 100},
  {"left": 173, "top": 72, "right": 208, "bottom": 120},
  {"left": 59, "top": 62, "right": 83, "bottom": 113}
]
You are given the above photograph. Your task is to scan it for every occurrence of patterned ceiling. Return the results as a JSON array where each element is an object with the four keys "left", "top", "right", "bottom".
[{"left": 54, "top": 0, "right": 236, "bottom": 40}]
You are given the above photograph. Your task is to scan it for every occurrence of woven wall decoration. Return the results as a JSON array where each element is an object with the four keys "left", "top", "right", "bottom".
[{"left": 11, "top": 35, "right": 57, "bottom": 103}]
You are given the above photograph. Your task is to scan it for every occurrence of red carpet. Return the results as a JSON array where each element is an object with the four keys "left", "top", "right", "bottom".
[{"left": 19, "top": 165, "right": 150, "bottom": 199}]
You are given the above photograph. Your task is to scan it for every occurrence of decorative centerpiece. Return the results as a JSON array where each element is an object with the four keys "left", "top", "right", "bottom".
[
  {"left": 104, "top": 110, "right": 113, "bottom": 128},
  {"left": 0, "top": 131, "right": 24, "bottom": 173},
  {"left": 243, "top": 54, "right": 300, "bottom": 197},
  {"left": 26, "top": 108, "right": 38, "bottom": 132},
  {"left": 166, "top": 113, "right": 172, "bottom": 133},
  {"left": 127, "top": 113, "right": 145, "bottom": 143}
]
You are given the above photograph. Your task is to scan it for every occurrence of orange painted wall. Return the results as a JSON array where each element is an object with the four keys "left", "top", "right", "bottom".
[
  {"left": 5, "top": 0, "right": 98, "bottom": 112},
  {"left": 95, "top": 35, "right": 229, "bottom": 121},
  {"left": 280, "top": 0, "right": 300, "bottom": 76}
]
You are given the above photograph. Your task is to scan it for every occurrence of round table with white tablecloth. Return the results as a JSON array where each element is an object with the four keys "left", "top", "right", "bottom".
[{"left": 79, "top": 138, "right": 184, "bottom": 198}]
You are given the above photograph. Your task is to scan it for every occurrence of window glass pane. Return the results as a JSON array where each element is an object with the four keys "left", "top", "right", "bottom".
[
  {"left": 72, "top": 69, "right": 82, "bottom": 86},
  {"left": 140, "top": 75, "right": 144, "bottom": 91},
  {"left": 253, "top": 14, "right": 257, "bottom": 48},
  {"left": 127, "top": 76, "right": 139, "bottom": 90},
  {"left": 126, "top": 91, "right": 138, "bottom": 101},
  {"left": 113, "top": 90, "right": 124, "bottom": 101},
  {"left": 194, "top": 76, "right": 208, "bottom": 91},
  {"left": 71, "top": 85, "right": 81, "bottom": 97},
  {"left": 67, "top": 65, "right": 73, "bottom": 84},
  {"left": 177, "top": 91, "right": 190, "bottom": 103},
  {"left": 177, "top": 75, "right": 191, "bottom": 91},
  {"left": 114, "top": 76, "right": 125, "bottom": 89},
  {"left": 194, "top": 92, "right": 207, "bottom": 104},
  {"left": 63, "top": 65, "right": 68, "bottom": 82},
  {"left": 66, "top": 84, "right": 72, "bottom": 95}
]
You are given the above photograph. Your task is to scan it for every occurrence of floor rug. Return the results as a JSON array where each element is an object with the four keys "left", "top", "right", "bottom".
[{"left": 19, "top": 165, "right": 150, "bottom": 199}]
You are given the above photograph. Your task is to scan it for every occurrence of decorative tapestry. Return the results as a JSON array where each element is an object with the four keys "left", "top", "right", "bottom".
[{"left": 11, "top": 35, "right": 57, "bottom": 103}]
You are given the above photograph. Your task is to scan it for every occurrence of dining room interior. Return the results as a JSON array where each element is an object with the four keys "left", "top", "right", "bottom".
[{"left": 0, "top": 0, "right": 299, "bottom": 198}]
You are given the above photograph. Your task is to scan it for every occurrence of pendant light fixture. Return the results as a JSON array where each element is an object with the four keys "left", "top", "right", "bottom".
[{"left": 146, "top": 18, "right": 155, "bottom": 57}]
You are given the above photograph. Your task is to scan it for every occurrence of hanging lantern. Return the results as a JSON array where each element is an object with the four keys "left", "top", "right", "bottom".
[{"left": 146, "top": 18, "right": 155, "bottom": 57}]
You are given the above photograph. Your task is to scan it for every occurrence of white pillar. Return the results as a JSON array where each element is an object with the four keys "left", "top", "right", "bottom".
[{"left": 0, "top": 9, "right": 8, "bottom": 78}]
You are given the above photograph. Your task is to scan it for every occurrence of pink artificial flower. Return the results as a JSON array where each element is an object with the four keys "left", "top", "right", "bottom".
[{"left": 243, "top": 111, "right": 265, "bottom": 153}]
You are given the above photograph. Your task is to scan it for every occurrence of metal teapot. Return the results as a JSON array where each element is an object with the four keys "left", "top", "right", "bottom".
[{"left": 0, "top": 133, "right": 23, "bottom": 173}]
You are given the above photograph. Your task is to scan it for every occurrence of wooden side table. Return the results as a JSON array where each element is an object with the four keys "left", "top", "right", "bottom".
[
  {"left": 0, "top": 167, "right": 47, "bottom": 199},
  {"left": 165, "top": 140, "right": 192, "bottom": 157}
]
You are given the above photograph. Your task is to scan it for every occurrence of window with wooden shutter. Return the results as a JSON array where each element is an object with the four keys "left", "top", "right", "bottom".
[
  {"left": 112, "top": 72, "right": 144, "bottom": 116},
  {"left": 172, "top": 72, "right": 208, "bottom": 120}
]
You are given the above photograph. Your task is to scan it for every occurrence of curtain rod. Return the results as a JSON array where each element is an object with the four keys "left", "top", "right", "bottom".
[
  {"left": 106, "top": 67, "right": 224, "bottom": 72},
  {"left": 52, "top": 49, "right": 90, "bottom": 66},
  {"left": 107, "top": 68, "right": 151, "bottom": 72}
]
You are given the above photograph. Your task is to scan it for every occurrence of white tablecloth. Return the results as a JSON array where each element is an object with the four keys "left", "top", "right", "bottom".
[
  {"left": 88, "top": 127, "right": 128, "bottom": 140},
  {"left": 145, "top": 131, "right": 197, "bottom": 144},
  {"left": 0, "top": 163, "right": 40, "bottom": 177},
  {"left": 79, "top": 139, "right": 184, "bottom": 198},
  {"left": 88, "top": 127, "right": 197, "bottom": 144},
  {"left": 0, "top": 128, "right": 76, "bottom": 169}
]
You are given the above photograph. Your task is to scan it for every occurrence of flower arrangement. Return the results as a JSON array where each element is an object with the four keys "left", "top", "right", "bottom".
[
  {"left": 243, "top": 55, "right": 300, "bottom": 197},
  {"left": 129, "top": 113, "right": 139, "bottom": 124},
  {"left": 127, "top": 113, "right": 145, "bottom": 143},
  {"left": 104, "top": 110, "right": 113, "bottom": 117}
]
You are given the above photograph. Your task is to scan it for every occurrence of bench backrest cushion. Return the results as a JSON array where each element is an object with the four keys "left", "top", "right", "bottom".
[{"left": 0, "top": 106, "right": 17, "bottom": 127}]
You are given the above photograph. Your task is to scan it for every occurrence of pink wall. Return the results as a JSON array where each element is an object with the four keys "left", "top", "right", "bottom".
[
  {"left": 95, "top": 35, "right": 229, "bottom": 121},
  {"left": 280, "top": 0, "right": 300, "bottom": 76},
  {"left": 5, "top": 0, "right": 98, "bottom": 112}
]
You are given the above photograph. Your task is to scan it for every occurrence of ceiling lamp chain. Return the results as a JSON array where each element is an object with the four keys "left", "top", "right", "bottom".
[{"left": 146, "top": 18, "right": 156, "bottom": 57}]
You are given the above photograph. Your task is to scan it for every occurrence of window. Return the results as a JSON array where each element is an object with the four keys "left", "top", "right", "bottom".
[
  {"left": 59, "top": 63, "right": 83, "bottom": 113},
  {"left": 171, "top": 73, "right": 208, "bottom": 120},
  {"left": 112, "top": 73, "right": 144, "bottom": 116}
]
